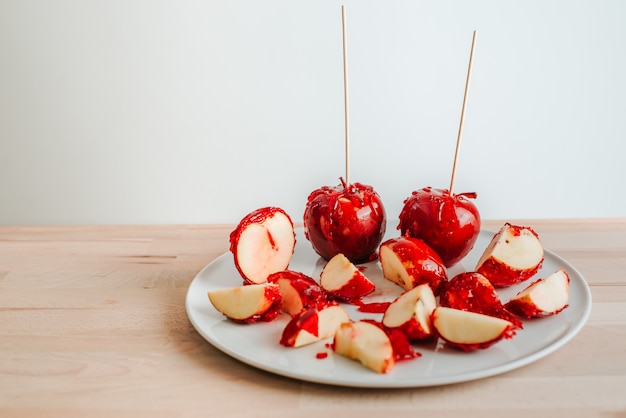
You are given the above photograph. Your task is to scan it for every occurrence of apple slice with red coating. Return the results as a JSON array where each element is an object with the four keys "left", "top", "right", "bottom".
[
  {"left": 475, "top": 223, "right": 544, "bottom": 287},
  {"left": 319, "top": 253, "right": 375, "bottom": 302},
  {"left": 382, "top": 284, "right": 437, "bottom": 341},
  {"left": 432, "top": 306, "right": 517, "bottom": 351},
  {"left": 505, "top": 268, "right": 570, "bottom": 318},
  {"left": 280, "top": 304, "right": 349, "bottom": 348},
  {"left": 229, "top": 207, "right": 296, "bottom": 284},
  {"left": 439, "top": 272, "right": 522, "bottom": 329},
  {"left": 267, "top": 270, "right": 329, "bottom": 316},
  {"left": 379, "top": 236, "right": 448, "bottom": 295},
  {"left": 207, "top": 283, "right": 282, "bottom": 323},
  {"left": 332, "top": 320, "right": 395, "bottom": 374}
]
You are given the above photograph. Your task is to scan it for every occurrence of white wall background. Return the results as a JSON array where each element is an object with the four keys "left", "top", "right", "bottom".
[{"left": 1, "top": 0, "right": 625, "bottom": 226}]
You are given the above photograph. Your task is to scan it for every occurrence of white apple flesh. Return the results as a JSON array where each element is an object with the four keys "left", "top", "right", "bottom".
[
  {"left": 333, "top": 321, "right": 395, "bottom": 374},
  {"left": 475, "top": 223, "right": 544, "bottom": 287},
  {"left": 382, "top": 284, "right": 437, "bottom": 341},
  {"left": 431, "top": 306, "right": 516, "bottom": 351},
  {"left": 505, "top": 268, "right": 570, "bottom": 318},
  {"left": 319, "top": 253, "right": 375, "bottom": 302},
  {"left": 230, "top": 207, "right": 296, "bottom": 285},
  {"left": 208, "top": 283, "right": 282, "bottom": 323},
  {"left": 280, "top": 304, "right": 350, "bottom": 348}
]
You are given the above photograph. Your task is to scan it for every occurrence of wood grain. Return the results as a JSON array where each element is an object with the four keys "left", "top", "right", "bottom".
[{"left": 1, "top": 220, "right": 625, "bottom": 418}]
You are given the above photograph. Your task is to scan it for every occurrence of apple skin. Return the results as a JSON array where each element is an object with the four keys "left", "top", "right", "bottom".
[
  {"left": 303, "top": 179, "right": 386, "bottom": 264},
  {"left": 319, "top": 253, "right": 375, "bottom": 303},
  {"left": 379, "top": 236, "right": 448, "bottom": 295},
  {"left": 279, "top": 304, "right": 349, "bottom": 348},
  {"left": 504, "top": 268, "right": 570, "bottom": 318},
  {"left": 398, "top": 187, "right": 480, "bottom": 267}
]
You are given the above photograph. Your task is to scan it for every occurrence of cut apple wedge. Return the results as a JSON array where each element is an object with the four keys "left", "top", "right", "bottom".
[
  {"left": 208, "top": 283, "right": 282, "bottom": 323},
  {"left": 319, "top": 253, "right": 375, "bottom": 302},
  {"left": 229, "top": 207, "right": 296, "bottom": 284},
  {"left": 439, "top": 272, "right": 523, "bottom": 329},
  {"left": 431, "top": 306, "right": 517, "bottom": 351},
  {"left": 382, "top": 284, "right": 437, "bottom": 341},
  {"left": 333, "top": 320, "right": 395, "bottom": 374},
  {"left": 267, "top": 270, "right": 329, "bottom": 316},
  {"left": 505, "top": 268, "right": 570, "bottom": 318},
  {"left": 280, "top": 304, "right": 350, "bottom": 348},
  {"left": 379, "top": 236, "right": 447, "bottom": 295},
  {"left": 475, "top": 223, "right": 544, "bottom": 287}
]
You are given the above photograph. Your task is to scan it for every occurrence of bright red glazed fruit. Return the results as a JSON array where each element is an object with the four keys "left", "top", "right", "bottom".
[
  {"left": 398, "top": 187, "right": 480, "bottom": 267},
  {"left": 303, "top": 178, "right": 386, "bottom": 264}
]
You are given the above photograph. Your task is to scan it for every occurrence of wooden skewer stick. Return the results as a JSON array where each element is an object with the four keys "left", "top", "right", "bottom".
[
  {"left": 342, "top": 5, "right": 350, "bottom": 186},
  {"left": 449, "top": 30, "right": 477, "bottom": 195}
]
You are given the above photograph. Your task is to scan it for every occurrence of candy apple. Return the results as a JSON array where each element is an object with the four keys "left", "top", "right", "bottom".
[
  {"left": 505, "top": 268, "right": 570, "bottom": 318},
  {"left": 431, "top": 306, "right": 517, "bottom": 351},
  {"left": 333, "top": 320, "right": 395, "bottom": 373},
  {"left": 475, "top": 223, "right": 544, "bottom": 287},
  {"left": 382, "top": 284, "right": 437, "bottom": 341},
  {"left": 280, "top": 304, "right": 350, "bottom": 348},
  {"left": 303, "top": 178, "right": 386, "bottom": 264},
  {"left": 398, "top": 187, "right": 480, "bottom": 267},
  {"left": 379, "top": 236, "right": 448, "bottom": 295},
  {"left": 319, "top": 253, "right": 375, "bottom": 302},
  {"left": 267, "top": 270, "right": 329, "bottom": 316},
  {"left": 207, "top": 283, "right": 282, "bottom": 323},
  {"left": 230, "top": 207, "right": 296, "bottom": 285},
  {"left": 439, "top": 272, "right": 522, "bottom": 328}
]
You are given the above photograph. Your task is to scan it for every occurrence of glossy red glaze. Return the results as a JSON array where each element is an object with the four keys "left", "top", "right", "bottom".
[
  {"left": 380, "top": 236, "right": 448, "bottom": 295},
  {"left": 267, "top": 270, "right": 329, "bottom": 315},
  {"left": 229, "top": 206, "right": 295, "bottom": 285},
  {"left": 315, "top": 352, "right": 329, "bottom": 359},
  {"left": 326, "top": 270, "right": 375, "bottom": 303},
  {"left": 504, "top": 277, "right": 570, "bottom": 318},
  {"left": 303, "top": 180, "right": 386, "bottom": 264},
  {"left": 363, "top": 320, "right": 420, "bottom": 362},
  {"left": 356, "top": 301, "right": 391, "bottom": 314},
  {"left": 279, "top": 307, "right": 320, "bottom": 347},
  {"left": 477, "top": 257, "right": 543, "bottom": 288},
  {"left": 398, "top": 187, "right": 480, "bottom": 267},
  {"left": 234, "top": 285, "right": 283, "bottom": 324},
  {"left": 440, "top": 272, "right": 522, "bottom": 329}
]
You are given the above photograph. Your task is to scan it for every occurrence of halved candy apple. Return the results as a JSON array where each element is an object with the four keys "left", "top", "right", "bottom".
[
  {"left": 229, "top": 207, "right": 296, "bottom": 284},
  {"left": 280, "top": 304, "right": 350, "bottom": 348},
  {"left": 208, "top": 283, "right": 282, "bottom": 323},
  {"left": 431, "top": 306, "right": 517, "bottom": 351},
  {"left": 319, "top": 253, "right": 375, "bottom": 302},
  {"left": 379, "top": 236, "right": 448, "bottom": 295},
  {"left": 475, "top": 223, "right": 544, "bottom": 287},
  {"left": 505, "top": 268, "right": 570, "bottom": 318},
  {"left": 267, "top": 270, "right": 329, "bottom": 316},
  {"left": 382, "top": 284, "right": 437, "bottom": 341},
  {"left": 439, "top": 272, "right": 522, "bottom": 329},
  {"left": 333, "top": 320, "right": 395, "bottom": 374}
]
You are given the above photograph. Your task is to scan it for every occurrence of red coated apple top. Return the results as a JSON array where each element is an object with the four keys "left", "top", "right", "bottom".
[
  {"left": 398, "top": 187, "right": 480, "bottom": 267},
  {"left": 303, "top": 179, "right": 386, "bottom": 264}
]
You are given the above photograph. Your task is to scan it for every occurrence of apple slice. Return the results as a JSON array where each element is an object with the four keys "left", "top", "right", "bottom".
[
  {"left": 230, "top": 207, "right": 296, "bottom": 284},
  {"left": 267, "top": 270, "right": 329, "bottom": 316},
  {"left": 333, "top": 320, "right": 395, "bottom": 374},
  {"left": 475, "top": 223, "right": 544, "bottom": 287},
  {"left": 379, "top": 236, "right": 448, "bottom": 295},
  {"left": 319, "top": 253, "right": 375, "bottom": 302},
  {"left": 439, "top": 272, "right": 523, "bottom": 329},
  {"left": 280, "top": 304, "right": 350, "bottom": 348},
  {"left": 431, "top": 306, "right": 517, "bottom": 351},
  {"left": 207, "top": 283, "right": 282, "bottom": 323},
  {"left": 505, "top": 268, "right": 570, "bottom": 318},
  {"left": 382, "top": 284, "right": 437, "bottom": 341}
]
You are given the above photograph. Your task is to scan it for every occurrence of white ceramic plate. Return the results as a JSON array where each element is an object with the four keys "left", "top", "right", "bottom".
[{"left": 185, "top": 227, "right": 592, "bottom": 388}]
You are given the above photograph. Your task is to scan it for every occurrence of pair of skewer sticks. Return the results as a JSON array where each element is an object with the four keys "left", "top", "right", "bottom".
[{"left": 340, "top": 5, "right": 477, "bottom": 195}]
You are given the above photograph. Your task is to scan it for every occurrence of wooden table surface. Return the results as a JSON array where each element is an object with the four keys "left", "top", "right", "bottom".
[{"left": 1, "top": 219, "right": 625, "bottom": 418}]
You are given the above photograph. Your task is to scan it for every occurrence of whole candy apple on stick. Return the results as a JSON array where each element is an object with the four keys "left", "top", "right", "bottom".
[
  {"left": 303, "top": 7, "right": 386, "bottom": 264},
  {"left": 398, "top": 31, "right": 480, "bottom": 268}
]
